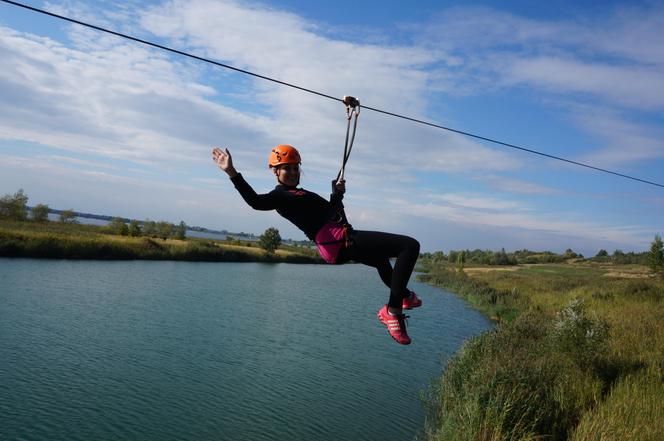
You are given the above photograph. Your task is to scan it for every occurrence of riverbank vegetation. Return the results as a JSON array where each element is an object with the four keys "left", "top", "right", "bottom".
[
  {"left": 0, "top": 219, "right": 321, "bottom": 263},
  {"left": 0, "top": 189, "right": 320, "bottom": 263},
  {"left": 418, "top": 258, "right": 664, "bottom": 440}
]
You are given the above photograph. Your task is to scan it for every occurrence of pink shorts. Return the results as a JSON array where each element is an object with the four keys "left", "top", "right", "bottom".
[{"left": 315, "top": 222, "right": 347, "bottom": 264}]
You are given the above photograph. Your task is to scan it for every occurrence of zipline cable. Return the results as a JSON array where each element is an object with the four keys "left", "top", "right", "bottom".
[{"left": 2, "top": 0, "right": 663, "bottom": 189}]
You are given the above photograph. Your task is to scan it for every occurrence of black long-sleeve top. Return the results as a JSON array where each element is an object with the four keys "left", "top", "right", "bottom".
[{"left": 230, "top": 173, "right": 346, "bottom": 240}]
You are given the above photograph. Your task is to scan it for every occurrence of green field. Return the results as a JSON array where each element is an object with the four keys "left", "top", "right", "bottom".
[
  {"left": 418, "top": 262, "right": 664, "bottom": 441},
  {"left": 0, "top": 219, "right": 322, "bottom": 263}
]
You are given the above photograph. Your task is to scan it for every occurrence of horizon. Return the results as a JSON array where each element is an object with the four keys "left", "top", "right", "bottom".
[
  {"left": 1, "top": 0, "right": 663, "bottom": 256},
  {"left": 10, "top": 191, "right": 656, "bottom": 255}
]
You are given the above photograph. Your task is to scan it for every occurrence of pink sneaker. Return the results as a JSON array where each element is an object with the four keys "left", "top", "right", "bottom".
[
  {"left": 377, "top": 305, "right": 411, "bottom": 345},
  {"left": 402, "top": 290, "right": 422, "bottom": 310}
]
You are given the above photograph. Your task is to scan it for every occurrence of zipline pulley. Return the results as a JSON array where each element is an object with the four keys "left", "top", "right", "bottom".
[{"left": 336, "top": 95, "right": 360, "bottom": 185}]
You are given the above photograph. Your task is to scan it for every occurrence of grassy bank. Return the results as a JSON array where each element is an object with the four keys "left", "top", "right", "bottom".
[
  {"left": 0, "top": 220, "right": 322, "bottom": 263},
  {"left": 418, "top": 262, "right": 664, "bottom": 441}
]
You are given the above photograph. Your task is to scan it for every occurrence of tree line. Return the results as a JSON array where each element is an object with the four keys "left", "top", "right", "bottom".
[
  {"left": 0, "top": 189, "right": 187, "bottom": 240},
  {"left": 107, "top": 217, "right": 188, "bottom": 240},
  {"left": 0, "top": 189, "right": 285, "bottom": 253},
  {"left": 420, "top": 239, "right": 664, "bottom": 275}
]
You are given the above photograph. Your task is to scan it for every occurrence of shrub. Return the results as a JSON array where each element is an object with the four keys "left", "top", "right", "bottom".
[
  {"left": 31, "top": 204, "right": 50, "bottom": 222},
  {"left": 552, "top": 298, "right": 609, "bottom": 369},
  {"left": 426, "top": 309, "right": 604, "bottom": 441},
  {"left": 59, "top": 209, "right": 77, "bottom": 224}
]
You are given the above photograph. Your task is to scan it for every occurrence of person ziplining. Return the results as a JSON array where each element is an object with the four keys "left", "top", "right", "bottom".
[{"left": 212, "top": 96, "right": 422, "bottom": 345}]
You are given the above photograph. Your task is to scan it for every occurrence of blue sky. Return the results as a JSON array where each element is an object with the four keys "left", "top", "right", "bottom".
[{"left": 1, "top": 0, "right": 663, "bottom": 255}]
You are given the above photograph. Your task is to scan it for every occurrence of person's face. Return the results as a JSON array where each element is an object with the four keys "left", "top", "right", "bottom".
[{"left": 274, "top": 163, "right": 300, "bottom": 186}]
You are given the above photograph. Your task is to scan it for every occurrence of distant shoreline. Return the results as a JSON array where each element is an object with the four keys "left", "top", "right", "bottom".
[
  {"left": 0, "top": 220, "right": 323, "bottom": 264},
  {"left": 35, "top": 207, "right": 313, "bottom": 245}
]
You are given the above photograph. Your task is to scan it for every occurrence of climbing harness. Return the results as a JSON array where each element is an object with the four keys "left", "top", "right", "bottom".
[
  {"left": 335, "top": 95, "right": 360, "bottom": 185},
  {"left": 314, "top": 221, "right": 351, "bottom": 264}
]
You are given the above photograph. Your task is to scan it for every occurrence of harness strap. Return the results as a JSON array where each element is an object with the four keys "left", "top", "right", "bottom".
[{"left": 336, "top": 96, "right": 360, "bottom": 184}]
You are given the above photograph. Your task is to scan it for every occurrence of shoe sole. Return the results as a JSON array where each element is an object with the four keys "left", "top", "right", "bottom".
[{"left": 402, "top": 303, "right": 422, "bottom": 310}]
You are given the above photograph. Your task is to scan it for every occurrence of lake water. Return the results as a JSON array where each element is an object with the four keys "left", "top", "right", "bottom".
[{"left": 0, "top": 258, "right": 492, "bottom": 441}]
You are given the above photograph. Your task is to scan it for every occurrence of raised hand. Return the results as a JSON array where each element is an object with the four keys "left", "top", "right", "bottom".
[{"left": 212, "top": 147, "right": 237, "bottom": 177}]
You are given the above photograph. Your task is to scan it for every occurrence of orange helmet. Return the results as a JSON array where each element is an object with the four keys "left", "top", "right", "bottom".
[{"left": 268, "top": 144, "right": 301, "bottom": 168}]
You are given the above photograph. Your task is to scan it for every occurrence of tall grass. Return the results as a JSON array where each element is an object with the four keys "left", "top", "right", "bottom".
[
  {"left": 419, "top": 262, "right": 664, "bottom": 441},
  {"left": 418, "top": 267, "right": 525, "bottom": 323},
  {"left": 571, "top": 369, "right": 664, "bottom": 441}
]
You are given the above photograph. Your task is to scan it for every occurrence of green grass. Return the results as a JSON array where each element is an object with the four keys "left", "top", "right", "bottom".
[
  {"left": 0, "top": 219, "right": 322, "bottom": 263},
  {"left": 419, "top": 261, "right": 664, "bottom": 441},
  {"left": 571, "top": 369, "right": 664, "bottom": 441}
]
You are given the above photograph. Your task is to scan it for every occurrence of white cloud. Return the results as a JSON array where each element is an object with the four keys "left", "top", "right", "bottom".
[
  {"left": 427, "top": 6, "right": 664, "bottom": 110},
  {"left": 507, "top": 57, "right": 664, "bottom": 110},
  {"left": 0, "top": 24, "right": 270, "bottom": 171},
  {"left": 35, "top": 154, "right": 122, "bottom": 171},
  {"left": 566, "top": 104, "right": 664, "bottom": 168},
  {"left": 418, "top": 4, "right": 664, "bottom": 167},
  {"left": 408, "top": 200, "right": 649, "bottom": 246},
  {"left": 476, "top": 175, "right": 559, "bottom": 195},
  {"left": 431, "top": 193, "right": 524, "bottom": 211}
]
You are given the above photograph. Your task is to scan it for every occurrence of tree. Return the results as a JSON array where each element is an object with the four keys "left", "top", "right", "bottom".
[
  {"left": 456, "top": 250, "right": 466, "bottom": 273},
  {"left": 174, "top": 221, "right": 187, "bottom": 240},
  {"left": 259, "top": 227, "right": 281, "bottom": 253},
  {"left": 594, "top": 249, "right": 609, "bottom": 261},
  {"left": 612, "top": 249, "right": 625, "bottom": 263},
  {"left": 448, "top": 250, "right": 458, "bottom": 265},
  {"left": 0, "top": 189, "right": 29, "bottom": 220},
  {"left": 649, "top": 235, "right": 664, "bottom": 275},
  {"left": 432, "top": 251, "right": 446, "bottom": 262},
  {"left": 564, "top": 248, "right": 578, "bottom": 259},
  {"left": 156, "top": 221, "right": 175, "bottom": 240},
  {"left": 142, "top": 220, "right": 157, "bottom": 237},
  {"left": 31, "top": 204, "right": 50, "bottom": 222},
  {"left": 109, "top": 217, "right": 128, "bottom": 236},
  {"left": 493, "top": 248, "right": 511, "bottom": 265},
  {"left": 59, "top": 209, "right": 77, "bottom": 224},
  {"left": 128, "top": 220, "right": 142, "bottom": 237}
]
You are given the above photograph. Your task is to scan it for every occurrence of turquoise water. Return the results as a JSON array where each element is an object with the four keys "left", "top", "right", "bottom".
[{"left": 0, "top": 258, "right": 491, "bottom": 441}]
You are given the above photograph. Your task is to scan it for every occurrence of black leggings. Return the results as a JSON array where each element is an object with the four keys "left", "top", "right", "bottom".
[{"left": 337, "top": 230, "right": 420, "bottom": 309}]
